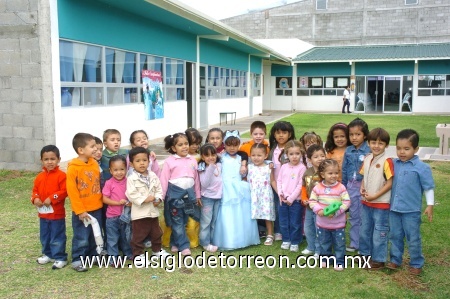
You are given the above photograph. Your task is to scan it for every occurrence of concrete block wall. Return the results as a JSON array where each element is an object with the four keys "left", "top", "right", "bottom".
[
  {"left": 221, "top": 0, "right": 450, "bottom": 46},
  {"left": 0, "top": 0, "right": 53, "bottom": 171}
]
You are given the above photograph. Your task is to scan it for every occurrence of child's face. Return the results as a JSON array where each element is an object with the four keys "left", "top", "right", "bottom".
[
  {"left": 93, "top": 144, "right": 103, "bottom": 161},
  {"left": 109, "top": 160, "right": 126, "bottom": 181},
  {"left": 310, "top": 150, "right": 326, "bottom": 169},
  {"left": 287, "top": 146, "right": 302, "bottom": 166},
  {"left": 333, "top": 129, "right": 348, "bottom": 149},
  {"left": 224, "top": 142, "right": 239, "bottom": 156},
  {"left": 79, "top": 139, "right": 98, "bottom": 159},
  {"left": 202, "top": 153, "right": 217, "bottom": 166},
  {"left": 250, "top": 148, "right": 267, "bottom": 166},
  {"left": 321, "top": 165, "right": 339, "bottom": 185},
  {"left": 171, "top": 136, "right": 189, "bottom": 157},
  {"left": 251, "top": 128, "right": 266, "bottom": 144},
  {"left": 349, "top": 126, "right": 365, "bottom": 148},
  {"left": 369, "top": 139, "right": 388, "bottom": 157},
  {"left": 41, "top": 151, "right": 60, "bottom": 171},
  {"left": 274, "top": 130, "right": 291, "bottom": 147},
  {"left": 132, "top": 132, "right": 149, "bottom": 149},
  {"left": 104, "top": 133, "right": 121, "bottom": 152},
  {"left": 188, "top": 138, "right": 200, "bottom": 155},
  {"left": 208, "top": 131, "right": 223, "bottom": 149},
  {"left": 130, "top": 153, "right": 150, "bottom": 174},
  {"left": 396, "top": 138, "right": 418, "bottom": 162}
]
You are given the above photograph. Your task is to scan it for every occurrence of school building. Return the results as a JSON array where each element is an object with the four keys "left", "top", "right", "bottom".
[{"left": 0, "top": 0, "right": 290, "bottom": 171}]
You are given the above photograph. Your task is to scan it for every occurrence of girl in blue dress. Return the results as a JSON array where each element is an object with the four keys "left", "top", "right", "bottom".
[{"left": 213, "top": 130, "right": 260, "bottom": 250}]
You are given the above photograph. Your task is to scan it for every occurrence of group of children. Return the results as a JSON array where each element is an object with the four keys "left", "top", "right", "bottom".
[{"left": 31, "top": 117, "right": 435, "bottom": 275}]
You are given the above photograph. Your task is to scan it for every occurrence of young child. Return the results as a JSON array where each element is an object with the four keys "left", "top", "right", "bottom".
[
  {"left": 126, "top": 147, "right": 169, "bottom": 259},
  {"left": 159, "top": 133, "right": 201, "bottom": 256},
  {"left": 213, "top": 130, "right": 260, "bottom": 250},
  {"left": 359, "top": 128, "right": 394, "bottom": 270},
  {"left": 32, "top": 145, "right": 68, "bottom": 270},
  {"left": 309, "top": 159, "right": 350, "bottom": 271},
  {"left": 102, "top": 155, "right": 132, "bottom": 262},
  {"left": 128, "top": 130, "right": 160, "bottom": 177},
  {"left": 299, "top": 131, "right": 323, "bottom": 167},
  {"left": 100, "top": 129, "right": 129, "bottom": 187},
  {"left": 276, "top": 140, "right": 306, "bottom": 252},
  {"left": 66, "top": 133, "right": 103, "bottom": 272},
  {"left": 269, "top": 121, "right": 296, "bottom": 241},
  {"left": 247, "top": 143, "right": 275, "bottom": 245},
  {"left": 206, "top": 128, "right": 225, "bottom": 155},
  {"left": 93, "top": 137, "right": 103, "bottom": 172},
  {"left": 341, "top": 117, "right": 370, "bottom": 252},
  {"left": 198, "top": 143, "right": 222, "bottom": 252},
  {"left": 240, "top": 120, "right": 270, "bottom": 156},
  {"left": 325, "top": 123, "right": 350, "bottom": 182},
  {"left": 387, "top": 129, "right": 434, "bottom": 275},
  {"left": 301, "top": 144, "right": 326, "bottom": 256},
  {"left": 185, "top": 127, "right": 203, "bottom": 161}
]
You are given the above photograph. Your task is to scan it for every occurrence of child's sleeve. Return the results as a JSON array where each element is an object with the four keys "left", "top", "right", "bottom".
[
  {"left": 151, "top": 156, "right": 161, "bottom": 177},
  {"left": 334, "top": 185, "right": 350, "bottom": 217},
  {"left": 384, "top": 158, "right": 394, "bottom": 181},
  {"left": 287, "top": 166, "right": 306, "bottom": 203},
  {"left": 301, "top": 172, "right": 309, "bottom": 203},
  {"left": 31, "top": 174, "right": 41, "bottom": 204},
  {"left": 125, "top": 176, "right": 146, "bottom": 206},
  {"left": 276, "top": 166, "right": 284, "bottom": 197},
  {"left": 199, "top": 164, "right": 216, "bottom": 190},
  {"left": 66, "top": 167, "right": 86, "bottom": 215},
  {"left": 152, "top": 173, "right": 163, "bottom": 200},
  {"left": 309, "top": 188, "right": 320, "bottom": 213},
  {"left": 159, "top": 160, "right": 170, "bottom": 200},
  {"left": 341, "top": 151, "right": 348, "bottom": 186},
  {"left": 50, "top": 171, "right": 68, "bottom": 205},
  {"left": 237, "top": 151, "right": 248, "bottom": 162},
  {"left": 419, "top": 163, "right": 435, "bottom": 192},
  {"left": 193, "top": 161, "right": 201, "bottom": 198}
]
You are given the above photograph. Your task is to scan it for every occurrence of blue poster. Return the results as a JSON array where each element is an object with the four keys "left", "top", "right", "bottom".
[{"left": 142, "top": 70, "right": 164, "bottom": 120}]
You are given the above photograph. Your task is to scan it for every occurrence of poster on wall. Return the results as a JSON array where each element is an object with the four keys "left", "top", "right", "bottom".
[{"left": 142, "top": 70, "right": 164, "bottom": 120}]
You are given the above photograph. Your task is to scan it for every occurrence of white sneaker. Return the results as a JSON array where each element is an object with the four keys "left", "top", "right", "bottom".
[
  {"left": 52, "top": 260, "right": 67, "bottom": 269},
  {"left": 144, "top": 240, "right": 152, "bottom": 248},
  {"left": 274, "top": 233, "right": 283, "bottom": 241},
  {"left": 334, "top": 264, "right": 344, "bottom": 271},
  {"left": 290, "top": 244, "right": 299, "bottom": 252},
  {"left": 281, "top": 242, "right": 291, "bottom": 250},
  {"left": 313, "top": 253, "right": 320, "bottom": 259},
  {"left": 37, "top": 255, "right": 54, "bottom": 264},
  {"left": 152, "top": 249, "right": 171, "bottom": 258},
  {"left": 301, "top": 248, "right": 313, "bottom": 255}
]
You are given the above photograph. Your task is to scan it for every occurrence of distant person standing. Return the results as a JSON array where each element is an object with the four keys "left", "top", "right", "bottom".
[{"left": 342, "top": 86, "right": 351, "bottom": 113}]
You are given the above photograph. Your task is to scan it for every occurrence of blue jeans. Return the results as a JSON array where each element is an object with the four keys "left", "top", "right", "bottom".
[
  {"left": 106, "top": 216, "right": 132, "bottom": 258},
  {"left": 389, "top": 211, "right": 424, "bottom": 268},
  {"left": 40, "top": 218, "right": 67, "bottom": 261},
  {"left": 359, "top": 205, "right": 389, "bottom": 262},
  {"left": 317, "top": 227, "right": 346, "bottom": 266},
  {"left": 71, "top": 208, "right": 103, "bottom": 266},
  {"left": 304, "top": 208, "right": 320, "bottom": 253},
  {"left": 278, "top": 200, "right": 303, "bottom": 245},
  {"left": 199, "top": 197, "right": 220, "bottom": 247},
  {"left": 347, "top": 180, "right": 362, "bottom": 249},
  {"left": 272, "top": 188, "right": 281, "bottom": 234}
]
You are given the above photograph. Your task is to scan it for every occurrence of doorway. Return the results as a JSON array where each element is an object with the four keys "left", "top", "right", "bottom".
[
  {"left": 186, "top": 62, "right": 194, "bottom": 128},
  {"left": 383, "top": 76, "right": 401, "bottom": 112},
  {"left": 199, "top": 65, "right": 208, "bottom": 129},
  {"left": 367, "top": 76, "right": 384, "bottom": 112}
]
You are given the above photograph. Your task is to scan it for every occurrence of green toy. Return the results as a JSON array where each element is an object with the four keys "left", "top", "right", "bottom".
[{"left": 323, "top": 202, "right": 341, "bottom": 216}]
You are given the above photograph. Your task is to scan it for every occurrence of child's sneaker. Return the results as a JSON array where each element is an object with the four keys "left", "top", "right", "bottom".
[
  {"left": 72, "top": 264, "right": 88, "bottom": 272},
  {"left": 313, "top": 253, "right": 320, "bottom": 259},
  {"left": 346, "top": 246, "right": 357, "bottom": 252},
  {"left": 334, "top": 264, "right": 344, "bottom": 271},
  {"left": 280, "top": 242, "right": 291, "bottom": 250},
  {"left": 274, "top": 233, "right": 283, "bottom": 241},
  {"left": 144, "top": 240, "right": 152, "bottom": 248},
  {"left": 203, "top": 244, "right": 218, "bottom": 253},
  {"left": 52, "top": 260, "right": 67, "bottom": 269},
  {"left": 180, "top": 248, "right": 191, "bottom": 256},
  {"left": 152, "top": 249, "right": 171, "bottom": 258},
  {"left": 171, "top": 246, "right": 179, "bottom": 253},
  {"left": 290, "top": 244, "right": 299, "bottom": 252},
  {"left": 301, "top": 248, "right": 313, "bottom": 255},
  {"left": 37, "top": 255, "right": 54, "bottom": 265}
]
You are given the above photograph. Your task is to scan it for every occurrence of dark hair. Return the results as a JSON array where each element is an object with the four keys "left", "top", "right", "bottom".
[
  {"left": 128, "top": 146, "right": 149, "bottom": 162},
  {"left": 205, "top": 128, "right": 224, "bottom": 143},
  {"left": 325, "top": 122, "right": 350, "bottom": 153},
  {"left": 318, "top": 159, "right": 339, "bottom": 180},
  {"left": 348, "top": 117, "right": 369, "bottom": 139},
  {"left": 109, "top": 154, "right": 127, "bottom": 168},
  {"left": 185, "top": 128, "right": 203, "bottom": 145},
  {"left": 268, "top": 121, "right": 296, "bottom": 150},
  {"left": 72, "top": 133, "right": 95, "bottom": 154},
  {"left": 224, "top": 136, "right": 240, "bottom": 146},
  {"left": 250, "top": 142, "right": 269, "bottom": 155},
  {"left": 164, "top": 133, "right": 188, "bottom": 154},
  {"left": 250, "top": 121, "right": 267, "bottom": 134},
  {"left": 367, "top": 127, "right": 390, "bottom": 144},
  {"left": 199, "top": 143, "right": 220, "bottom": 164},
  {"left": 306, "top": 144, "right": 326, "bottom": 159},
  {"left": 103, "top": 129, "right": 121, "bottom": 142},
  {"left": 396, "top": 129, "right": 419, "bottom": 148},
  {"left": 299, "top": 131, "right": 323, "bottom": 150},
  {"left": 94, "top": 137, "right": 103, "bottom": 145},
  {"left": 129, "top": 130, "right": 148, "bottom": 145},
  {"left": 282, "top": 140, "right": 307, "bottom": 165},
  {"left": 40, "top": 145, "right": 60, "bottom": 159}
]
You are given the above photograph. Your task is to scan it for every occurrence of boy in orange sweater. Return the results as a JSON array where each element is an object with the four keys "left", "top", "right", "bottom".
[
  {"left": 66, "top": 133, "right": 103, "bottom": 272},
  {"left": 32, "top": 145, "right": 68, "bottom": 269}
]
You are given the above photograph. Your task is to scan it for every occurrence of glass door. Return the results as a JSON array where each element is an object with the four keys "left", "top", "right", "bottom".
[
  {"left": 367, "top": 76, "right": 383, "bottom": 112},
  {"left": 383, "top": 76, "right": 401, "bottom": 112}
]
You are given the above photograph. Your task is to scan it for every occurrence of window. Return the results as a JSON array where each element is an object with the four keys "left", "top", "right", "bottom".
[
  {"left": 418, "top": 75, "right": 448, "bottom": 96},
  {"left": 275, "top": 77, "right": 292, "bottom": 96},
  {"left": 252, "top": 73, "right": 261, "bottom": 96},
  {"left": 203, "top": 65, "right": 248, "bottom": 99},
  {"left": 297, "top": 76, "right": 349, "bottom": 96},
  {"left": 316, "top": 0, "right": 327, "bottom": 10},
  {"left": 405, "top": 0, "right": 418, "bottom": 5},
  {"left": 165, "top": 58, "right": 185, "bottom": 101}
]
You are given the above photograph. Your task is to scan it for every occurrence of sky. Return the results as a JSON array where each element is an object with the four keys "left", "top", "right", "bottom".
[{"left": 176, "top": 0, "right": 299, "bottom": 20}]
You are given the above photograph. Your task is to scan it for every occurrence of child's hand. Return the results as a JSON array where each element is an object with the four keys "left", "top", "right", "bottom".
[
  {"left": 360, "top": 188, "right": 367, "bottom": 197},
  {"left": 196, "top": 198, "right": 202, "bottom": 207},
  {"left": 125, "top": 201, "right": 132, "bottom": 207},
  {"left": 150, "top": 151, "right": 156, "bottom": 159},
  {"left": 268, "top": 162, "right": 274, "bottom": 169},
  {"left": 423, "top": 205, "right": 433, "bottom": 222},
  {"left": 317, "top": 210, "right": 324, "bottom": 216},
  {"left": 363, "top": 193, "right": 376, "bottom": 201},
  {"left": 240, "top": 164, "right": 247, "bottom": 176},
  {"left": 33, "top": 198, "right": 43, "bottom": 207},
  {"left": 43, "top": 198, "right": 51, "bottom": 207},
  {"left": 78, "top": 212, "right": 90, "bottom": 222},
  {"left": 119, "top": 199, "right": 128, "bottom": 205},
  {"left": 153, "top": 200, "right": 161, "bottom": 207},
  {"left": 144, "top": 195, "right": 155, "bottom": 203}
]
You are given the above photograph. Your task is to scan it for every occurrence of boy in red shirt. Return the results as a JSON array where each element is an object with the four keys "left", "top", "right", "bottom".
[{"left": 32, "top": 145, "right": 68, "bottom": 269}]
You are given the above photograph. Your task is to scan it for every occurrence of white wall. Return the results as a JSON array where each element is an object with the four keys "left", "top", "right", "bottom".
[
  {"left": 206, "top": 97, "right": 250, "bottom": 125},
  {"left": 252, "top": 96, "right": 263, "bottom": 115},
  {"left": 55, "top": 101, "right": 187, "bottom": 161},
  {"left": 413, "top": 96, "right": 450, "bottom": 113}
]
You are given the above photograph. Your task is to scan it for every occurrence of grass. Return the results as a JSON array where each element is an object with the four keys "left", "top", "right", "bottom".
[{"left": 2, "top": 114, "right": 450, "bottom": 298}]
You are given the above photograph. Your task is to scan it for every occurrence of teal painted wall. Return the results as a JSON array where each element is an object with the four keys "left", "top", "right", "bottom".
[
  {"left": 250, "top": 56, "right": 262, "bottom": 74},
  {"left": 271, "top": 64, "right": 293, "bottom": 76},
  {"left": 58, "top": 0, "right": 197, "bottom": 61},
  {"left": 297, "top": 63, "right": 350, "bottom": 76},
  {"left": 200, "top": 39, "right": 249, "bottom": 71},
  {"left": 355, "top": 61, "right": 414, "bottom": 75},
  {"left": 418, "top": 60, "right": 450, "bottom": 74}
]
